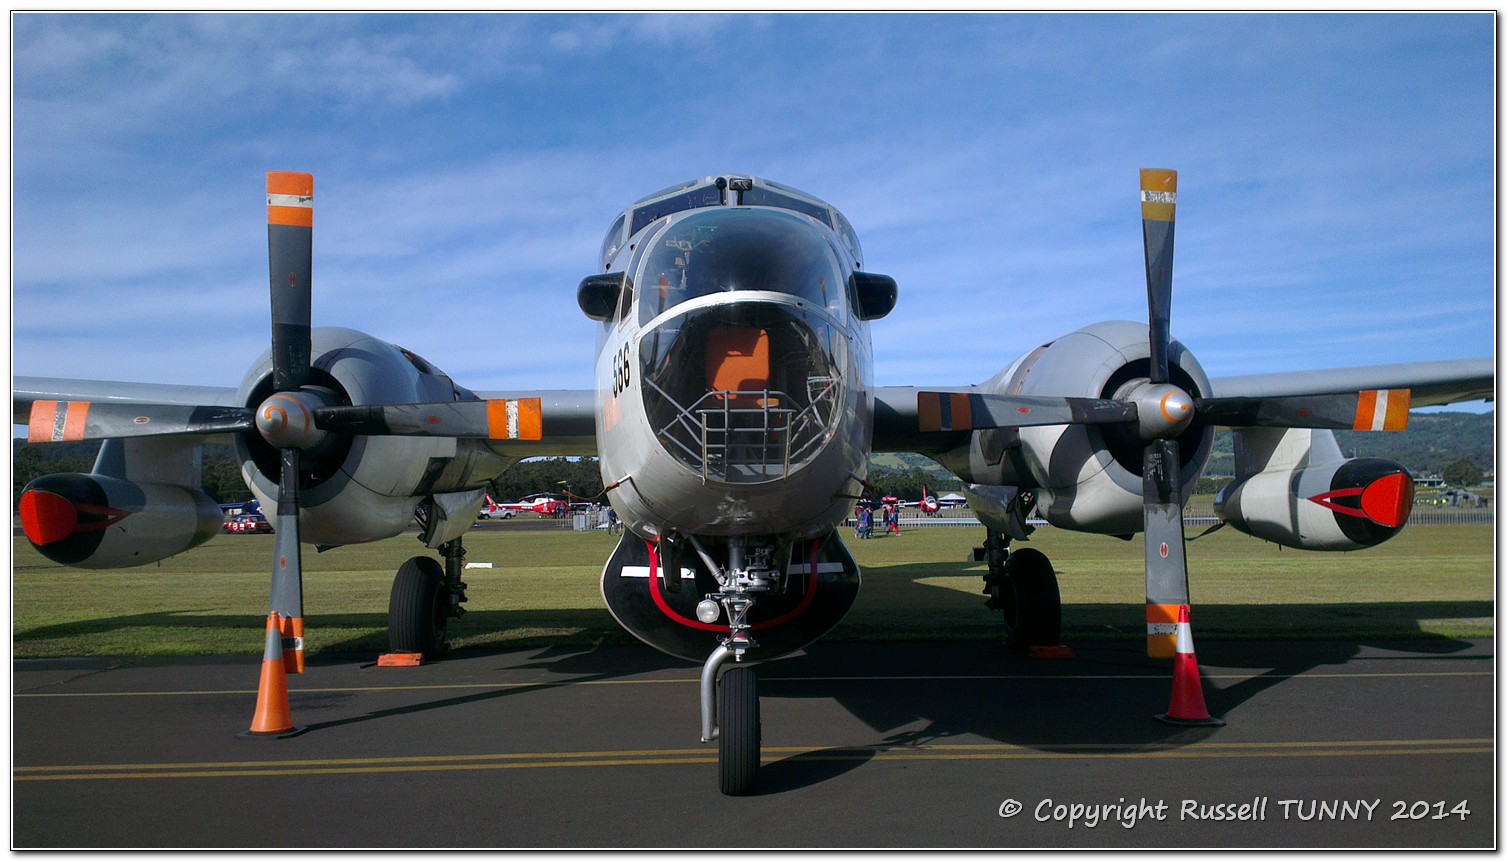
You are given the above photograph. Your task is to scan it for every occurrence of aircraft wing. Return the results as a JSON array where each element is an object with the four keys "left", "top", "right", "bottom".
[
  {"left": 467, "top": 389, "right": 598, "bottom": 455},
  {"left": 871, "top": 386, "right": 975, "bottom": 454},
  {"left": 1207, "top": 357, "right": 1494, "bottom": 408},
  {"left": 13, "top": 376, "right": 243, "bottom": 426},
  {"left": 13, "top": 375, "right": 242, "bottom": 421},
  {"left": 870, "top": 357, "right": 1492, "bottom": 453},
  {"left": 14, "top": 376, "right": 600, "bottom": 454}
]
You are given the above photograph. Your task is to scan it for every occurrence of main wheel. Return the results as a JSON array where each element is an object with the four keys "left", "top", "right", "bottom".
[
  {"left": 389, "top": 556, "right": 448, "bottom": 656},
  {"left": 718, "top": 666, "right": 760, "bottom": 796},
  {"left": 995, "top": 548, "right": 1062, "bottom": 650}
]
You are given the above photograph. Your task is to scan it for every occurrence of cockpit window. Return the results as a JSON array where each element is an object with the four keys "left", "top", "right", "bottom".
[
  {"left": 636, "top": 209, "right": 849, "bottom": 325},
  {"left": 599, "top": 213, "right": 627, "bottom": 271},
  {"left": 740, "top": 186, "right": 832, "bottom": 228},
  {"left": 629, "top": 184, "right": 724, "bottom": 236},
  {"left": 831, "top": 209, "right": 862, "bottom": 266}
]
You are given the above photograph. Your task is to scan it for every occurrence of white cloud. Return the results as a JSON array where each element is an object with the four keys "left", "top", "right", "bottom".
[{"left": 11, "top": 12, "right": 1494, "bottom": 410}]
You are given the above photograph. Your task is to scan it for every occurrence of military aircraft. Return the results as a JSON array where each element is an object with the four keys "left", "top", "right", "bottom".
[
  {"left": 900, "top": 486, "right": 941, "bottom": 514},
  {"left": 13, "top": 170, "right": 1493, "bottom": 796}
]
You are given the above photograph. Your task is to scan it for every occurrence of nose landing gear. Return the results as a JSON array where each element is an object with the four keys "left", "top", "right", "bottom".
[{"left": 692, "top": 535, "right": 781, "bottom": 796}]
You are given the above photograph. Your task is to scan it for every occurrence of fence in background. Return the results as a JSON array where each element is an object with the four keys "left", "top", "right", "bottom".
[
  {"left": 849, "top": 502, "right": 1492, "bottom": 531},
  {"left": 573, "top": 503, "right": 1492, "bottom": 533}
]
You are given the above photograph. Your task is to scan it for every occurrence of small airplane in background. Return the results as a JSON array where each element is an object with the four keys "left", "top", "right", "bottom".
[
  {"left": 899, "top": 485, "right": 941, "bottom": 514},
  {"left": 13, "top": 168, "right": 1493, "bottom": 796}
]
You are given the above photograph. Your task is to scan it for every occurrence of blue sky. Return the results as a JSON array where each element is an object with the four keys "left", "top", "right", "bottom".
[{"left": 10, "top": 13, "right": 1497, "bottom": 410}]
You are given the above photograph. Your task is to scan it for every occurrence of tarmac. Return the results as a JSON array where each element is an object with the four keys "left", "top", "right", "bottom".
[{"left": 12, "top": 637, "right": 1494, "bottom": 848}]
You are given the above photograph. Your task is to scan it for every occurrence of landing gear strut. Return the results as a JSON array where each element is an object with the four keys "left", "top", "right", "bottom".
[
  {"left": 980, "top": 530, "right": 1061, "bottom": 650},
  {"left": 693, "top": 535, "right": 781, "bottom": 796},
  {"left": 388, "top": 538, "right": 469, "bottom": 657}
]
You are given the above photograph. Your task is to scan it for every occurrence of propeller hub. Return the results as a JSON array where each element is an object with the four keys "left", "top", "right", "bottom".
[
  {"left": 1127, "top": 382, "right": 1194, "bottom": 439},
  {"left": 256, "top": 390, "right": 330, "bottom": 451}
]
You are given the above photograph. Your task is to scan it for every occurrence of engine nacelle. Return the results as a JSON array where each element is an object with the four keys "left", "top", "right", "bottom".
[
  {"left": 18, "top": 473, "right": 222, "bottom": 568},
  {"left": 1216, "top": 458, "right": 1414, "bottom": 551},
  {"left": 940, "top": 320, "right": 1214, "bottom": 535},
  {"left": 235, "top": 327, "right": 509, "bottom": 546}
]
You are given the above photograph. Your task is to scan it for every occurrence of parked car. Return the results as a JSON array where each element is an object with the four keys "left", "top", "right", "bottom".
[
  {"left": 224, "top": 514, "right": 274, "bottom": 534},
  {"left": 477, "top": 509, "right": 515, "bottom": 520}
]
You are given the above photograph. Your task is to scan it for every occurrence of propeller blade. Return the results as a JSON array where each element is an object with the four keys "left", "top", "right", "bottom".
[
  {"left": 1142, "top": 437, "right": 1189, "bottom": 659},
  {"left": 264, "top": 173, "right": 314, "bottom": 675},
  {"left": 269, "top": 449, "right": 306, "bottom": 674},
  {"left": 313, "top": 398, "right": 544, "bottom": 440},
  {"left": 1140, "top": 168, "right": 1177, "bottom": 385},
  {"left": 1196, "top": 388, "right": 1411, "bottom": 432},
  {"left": 26, "top": 400, "right": 253, "bottom": 443},
  {"left": 916, "top": 391, "right": 1137, "bottom": 433},
  {"left": 267, "top": 172, "right": 314, "bottom": 393}
]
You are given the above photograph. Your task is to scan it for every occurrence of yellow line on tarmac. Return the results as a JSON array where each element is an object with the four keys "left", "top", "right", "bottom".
[
  {"left": 12, "top": 670, "right": 1492, "bottom": 699},
  {"left": 14, "top": 738, "right": 1491, "bottom": 782}
]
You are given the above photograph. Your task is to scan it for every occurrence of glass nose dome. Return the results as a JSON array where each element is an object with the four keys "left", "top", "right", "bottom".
[
  {"left": 637, "top": 208, "right": 852, "bottom": 326},
  {"left": 639, "top": 302, "right": 847, "bottom": 485}
]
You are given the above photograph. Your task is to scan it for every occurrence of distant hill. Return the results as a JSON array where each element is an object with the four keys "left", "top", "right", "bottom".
[{"left": 1206, "top": 411, "right": 1494, "bottom": 477}]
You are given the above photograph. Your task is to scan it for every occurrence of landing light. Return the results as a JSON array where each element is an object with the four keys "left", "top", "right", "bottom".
[{"left": 696, "top": 600, "right": 721, "bottom": 624}]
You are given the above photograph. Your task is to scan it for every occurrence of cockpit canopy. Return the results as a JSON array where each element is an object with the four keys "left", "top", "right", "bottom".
[
  {"left": 598, "top": 175, "right": 863, "bottom": 272},
  {"left": 636, "top": 209, "right": 853, "bottom": 326}
]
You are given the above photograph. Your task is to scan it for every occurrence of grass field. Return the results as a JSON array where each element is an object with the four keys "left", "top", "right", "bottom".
[{"left": 11, "top": 523, "right": 1496, "bottom": 658}]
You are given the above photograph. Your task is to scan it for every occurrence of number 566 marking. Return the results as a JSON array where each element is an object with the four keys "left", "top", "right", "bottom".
[{"left": 611, "top": 344, "right": 632, "bottom": 396}]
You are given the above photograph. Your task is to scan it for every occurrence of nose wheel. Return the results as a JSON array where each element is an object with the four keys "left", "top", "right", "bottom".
[
  {"left": 717, "top": 666, "right": 760, "bottom": 795},
  {"left": 691, "top": 534, "right": 780, "bottom": 796}
]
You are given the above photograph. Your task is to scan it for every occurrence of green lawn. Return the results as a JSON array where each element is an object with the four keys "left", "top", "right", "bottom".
[{"left": 11, "top": 523, "right": 1495, "bottom": 658}]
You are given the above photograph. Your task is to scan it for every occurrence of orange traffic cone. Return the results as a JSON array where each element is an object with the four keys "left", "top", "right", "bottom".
[
  {"left": 1155, "top": 604, "right": 1225, "bottom": 727},
  {"left": 240, "top": 612, "right": 306, "bottom": 739}
]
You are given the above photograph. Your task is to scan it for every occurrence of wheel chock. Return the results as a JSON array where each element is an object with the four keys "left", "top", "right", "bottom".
[
  {"left": 377, "top": 652, "right": 425, "bottom": 667},
  {"left": 1028, "top": 644, "right": 1076, "bottom": 659}
]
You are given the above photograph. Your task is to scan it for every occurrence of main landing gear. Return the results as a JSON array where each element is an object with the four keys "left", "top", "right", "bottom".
[
  {"left": 388, "top": 537, "right": 469, "bottom": 657},
  {"left": 692, "top": 535, "right": 783, "bottom": 796},
  {"left": 979, "top": 529, "right": 1061, "bottom": 650}
]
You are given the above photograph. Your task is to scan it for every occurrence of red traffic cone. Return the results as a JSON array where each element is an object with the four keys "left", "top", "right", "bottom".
[
  {"left": 240, "top": 612, "right": 306, "bottom": 739},
  {"left": 1155, "top": 605, "right": 1225, "bottom": 727}
]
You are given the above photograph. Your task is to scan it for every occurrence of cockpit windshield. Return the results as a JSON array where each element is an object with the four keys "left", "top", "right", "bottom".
[{"left": 637, "top": 209, "right": 850, "bottom": 325}]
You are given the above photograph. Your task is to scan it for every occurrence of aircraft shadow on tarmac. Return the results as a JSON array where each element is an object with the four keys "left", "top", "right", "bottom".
[
  {"left": 739, "top": 557, "right": 1489, "bottom": 793},
  {"left": 15, "top": 564, "right": 1488, "bottom": 797}
]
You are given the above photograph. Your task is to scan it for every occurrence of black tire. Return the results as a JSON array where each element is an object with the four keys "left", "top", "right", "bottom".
[
  {"left": 389, "top": 556, "right": 448, "bottom": 656},
  {"left": 996, "top": 548, "right": 1062, "bottom": 650},
  {"left": 718, "top": 666, "right": 760, "bottom": 796}
]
